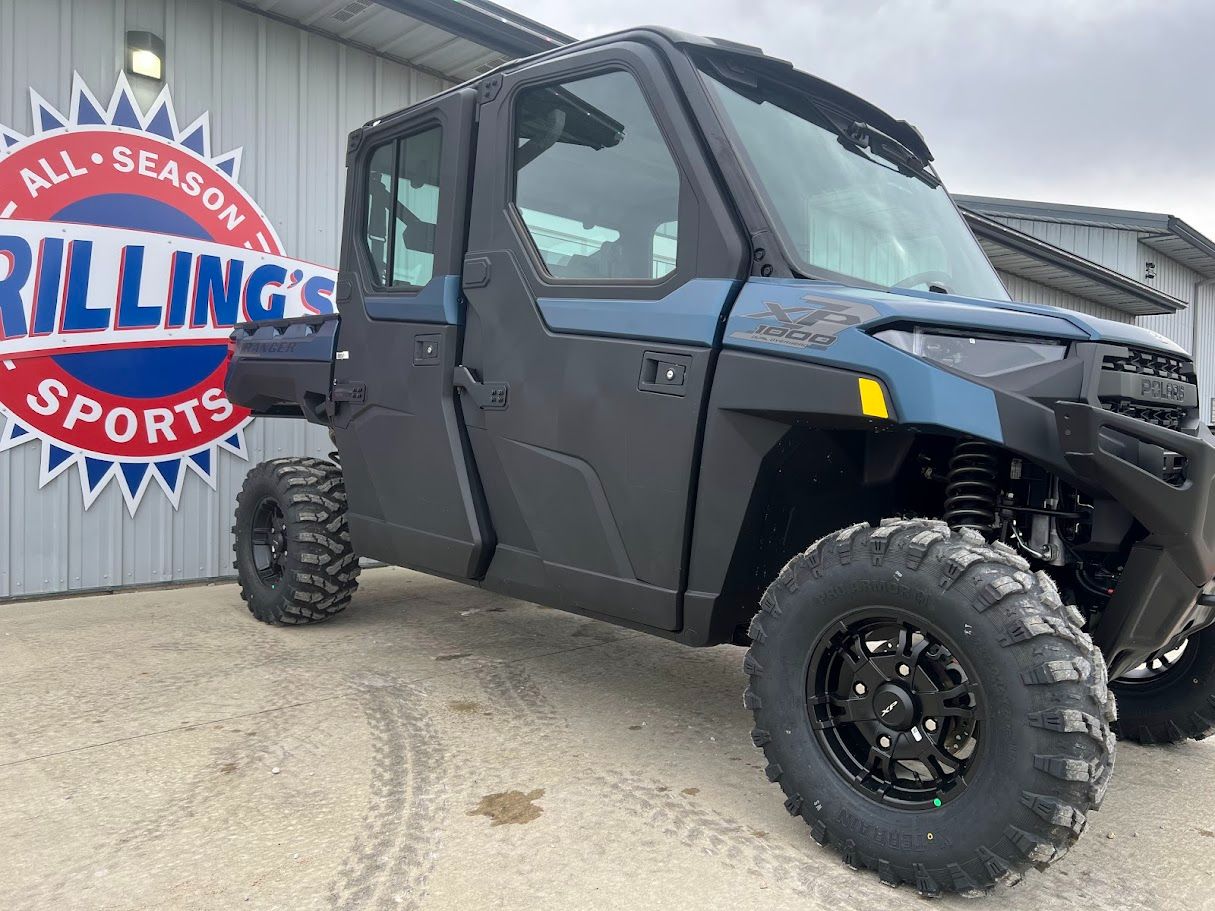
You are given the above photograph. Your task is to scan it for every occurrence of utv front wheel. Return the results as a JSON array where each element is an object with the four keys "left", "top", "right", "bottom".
[
  {"left": 233, "top": 457, "right": 360, "bottom": 624},
  {"left": 1112, "top": 625, "right": 1215, "bottom": 743},
  {"left": 745, "top": 519, "right": 1115, "bottom": 895}
]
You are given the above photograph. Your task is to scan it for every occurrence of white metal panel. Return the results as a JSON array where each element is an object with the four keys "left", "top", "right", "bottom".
[
  {"left": 1145, "top": 282, "right": 1215, "bottom": 420},
  {"left": 997, "top": 271, "right": 1135, "bottom": 324},
  {"left": 987, "top": 216, "right": 1142, "bottom": 279},
  {"left": 0, "top": 0, "right": 450, "bottom": 598},
  {"left": 1138, "top": 243, "right": 1201, "bottom": 303},
  {"left": 1196, "top": 282, "right": 1215, "bottom": 422},
  {"left": 244, "top": 0, "right": 510, "bottom": 81}
]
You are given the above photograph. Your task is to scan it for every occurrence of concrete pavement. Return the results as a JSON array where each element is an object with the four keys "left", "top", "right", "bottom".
[{"left": 2, "top": 567, "right": 1214, "bottom": 910}]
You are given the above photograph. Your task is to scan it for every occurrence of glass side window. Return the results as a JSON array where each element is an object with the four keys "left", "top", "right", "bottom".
[
  {"left": 652, "top": 220, "right": 678, "bottom": 279},
  {"left": 512, "top": 70, "right": 682, "bottom": 281},
  {"left": 362, "top": 125, "right": 442, "bottom": 289},
  {"left": 364, "top": 143, "right": 395, "bottom": 285}
]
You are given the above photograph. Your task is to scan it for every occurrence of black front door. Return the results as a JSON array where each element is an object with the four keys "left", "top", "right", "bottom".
[
  {"left": 460, "top": 42, "right": 747, "bottom": 629},
  {"left": 332, "top": 88, "right": 490, "bottom": 581}
]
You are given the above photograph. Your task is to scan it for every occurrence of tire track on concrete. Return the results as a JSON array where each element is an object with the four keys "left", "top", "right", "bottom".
[
  {"left": 467, "top": 657, "right": 875, "bottom": 907},
  {"left": 24, "top": 655, "right": 449, "bottom": 911},
  {"left": 589, "top": 769, "right": 866, "bottom": 905},
  {"left": 466, "top": 654, "right": 1172, "bottom": 911},
  {"left": 324, "top": 678, "right": 447, "bottom": 911},
  {"left": 18, "top": 635, "right": 311, "bottom": 905}
]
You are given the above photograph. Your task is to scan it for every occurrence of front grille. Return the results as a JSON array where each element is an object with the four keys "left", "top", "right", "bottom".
[
  {"left": 1102, "top": 399, "right": 1186, "bottom": 430},
  {"left": 1099, "top": 347, "right": 1196, "bottom": 431},
  {"left": 1101, "top": 348, "right": 1194, "bottom": 383}
]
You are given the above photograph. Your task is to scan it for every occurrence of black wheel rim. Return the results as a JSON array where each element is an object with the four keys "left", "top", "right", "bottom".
[
  {"left": 1118, "top": 639, "right": 1193, "bottom": 687},
  {"left": 250, "top": 497, "right": 287, "bottom": 588},
  {"left": 807, "top": 609, "right": 984, "bottom": 810}
]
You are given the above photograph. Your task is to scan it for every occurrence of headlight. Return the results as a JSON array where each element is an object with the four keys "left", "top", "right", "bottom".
[{"left": 874, "top": 327, "right": 1067, "bottom": 378}]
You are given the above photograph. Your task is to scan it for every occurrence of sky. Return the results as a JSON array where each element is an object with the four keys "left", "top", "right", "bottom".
[{"left": 503, "top": 0, "right": 1215, "bottom": 238}]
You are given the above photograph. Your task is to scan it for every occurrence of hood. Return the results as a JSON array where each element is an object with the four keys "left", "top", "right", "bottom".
[{"left": 800, "top": 281, "right": 1190, "bottom": 357}]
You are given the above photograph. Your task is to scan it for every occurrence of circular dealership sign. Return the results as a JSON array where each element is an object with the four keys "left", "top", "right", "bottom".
[{"left": 0, "top": 73, "right": 336, "bottom": 511}]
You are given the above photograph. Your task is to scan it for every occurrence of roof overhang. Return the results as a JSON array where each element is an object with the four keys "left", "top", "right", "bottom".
[
  {"left": 232, "top": 0, "right": 569, "bottom": 83},
  {"left": 1140, "top": 218, "right": 1215, "bottom": 280},
  {"left": 962, "top": 210, "right": 1188, "bottom": 317},
  {"left": 956, "top": 195, "right": 1215, "bottom": 280}
]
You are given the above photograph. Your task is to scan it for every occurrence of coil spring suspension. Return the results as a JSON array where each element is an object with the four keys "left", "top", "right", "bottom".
[{"left": 944, "top": 441, "right": 999, "bottom": 530}]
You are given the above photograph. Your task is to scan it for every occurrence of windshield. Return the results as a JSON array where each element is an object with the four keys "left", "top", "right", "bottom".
[{"left": 699, "top": 64, "right": 1009, "bottom": 301}]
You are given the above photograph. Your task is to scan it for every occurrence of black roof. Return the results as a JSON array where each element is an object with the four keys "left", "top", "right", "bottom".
[{"left": 362, "top": 24, "right": 932, "bottom": 162}]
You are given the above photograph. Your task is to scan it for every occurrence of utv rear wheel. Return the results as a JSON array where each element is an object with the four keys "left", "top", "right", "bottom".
[
  {"left": 1111, "top": 625, "right": 1215, "bottom": 743},
  {"left": 233, "top": 457, "right": 360, "bottom": 624},
  {"left": 744, "top": 519, "right": 1115, "bottom": 895}
]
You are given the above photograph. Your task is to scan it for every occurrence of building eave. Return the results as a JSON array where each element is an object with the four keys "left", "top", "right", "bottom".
[
  {"left": 374, "top": 0, "right": 570, "bottom": 59},
  {"left": 956, "top": 194, "right": 1215, "bottom": 280},
  {"left": 962, "top": 209, "right": 1187, "bottom": 317}
]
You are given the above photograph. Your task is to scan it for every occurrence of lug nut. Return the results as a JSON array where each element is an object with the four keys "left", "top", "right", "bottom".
[
  {"left": 878, "top": 735, "right": 892, "bottom": 749},
  {"left": 924, "top": 718, "right": 938, "bottom": 733},
  {"left": 897, "top": 663, "right": 911, "bottom": 677},
  {"left": 854, "top": 682, "right": 867, "bottom": 696}
]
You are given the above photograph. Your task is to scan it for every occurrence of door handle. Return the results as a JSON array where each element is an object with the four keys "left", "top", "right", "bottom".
[{"left": 638, "top": 351, "right": 690, "bottom": 397}]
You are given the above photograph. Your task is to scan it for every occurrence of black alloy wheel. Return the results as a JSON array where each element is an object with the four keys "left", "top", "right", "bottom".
[
  {"left": 1116, "top": 640, "right": 1192, "bottom": 686},
  {"left": 250, "top": 496, "right": 288, "bottom": 588},
  {"left": 808, "top": 611, "right": 983, "bottom": 810},
  {"left": 1113, "top": 626, "right": 1215, "bottom": 743}
]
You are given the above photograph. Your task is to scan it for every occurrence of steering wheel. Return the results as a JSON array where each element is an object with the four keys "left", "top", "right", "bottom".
[{"left": 892, "top": 271, "right": 954, "bottom": 292}]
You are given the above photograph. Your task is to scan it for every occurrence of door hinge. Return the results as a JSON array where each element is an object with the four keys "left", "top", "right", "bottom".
[
  {"left": 454, "top": 365, "right": 508, "bottom": 410},
  {"left": 331, "top": 381, "right": 366, "bottom": 403}
]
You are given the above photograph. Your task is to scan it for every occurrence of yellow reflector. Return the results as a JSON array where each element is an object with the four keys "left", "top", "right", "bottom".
[{"left": 858, "top": 377, "right": 890, "bottom": 419}]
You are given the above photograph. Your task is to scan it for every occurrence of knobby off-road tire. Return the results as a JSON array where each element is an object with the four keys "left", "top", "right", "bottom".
[
  {"left": 233, "top": 457, "right": 360, "bottom": 624},
  {"left": 1112, "top": 624, "right": 1215, "bottom": 744},
  {"left": 744, "top": 519, "right": 1116, "bottom": 896}
]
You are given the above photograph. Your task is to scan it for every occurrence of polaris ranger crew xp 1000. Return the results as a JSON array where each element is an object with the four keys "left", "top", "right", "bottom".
[{"left": 225, "top": 28, "right": 1215, "bottom": 895}]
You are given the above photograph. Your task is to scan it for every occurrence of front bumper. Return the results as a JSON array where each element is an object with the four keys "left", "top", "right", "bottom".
[{"left": 1056, "top": 402, "right": 1215, "bottom": 676}]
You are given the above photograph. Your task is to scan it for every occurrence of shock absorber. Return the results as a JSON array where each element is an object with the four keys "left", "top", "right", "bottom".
[{"left": 944, "top": 440, "right": 999, "bottom": 530}]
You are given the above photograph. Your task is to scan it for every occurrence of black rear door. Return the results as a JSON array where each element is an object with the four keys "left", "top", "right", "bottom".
[
  {"left": 460, "top": 42, "right": 747, "bottom": 630},
  {"left": 332, "top": 88, "right": 490, "bottom": 580}
]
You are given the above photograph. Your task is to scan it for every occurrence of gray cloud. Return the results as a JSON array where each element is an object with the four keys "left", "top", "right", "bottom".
[{"left": 507, "top": 0, "right": 1215, "bottom": 236}]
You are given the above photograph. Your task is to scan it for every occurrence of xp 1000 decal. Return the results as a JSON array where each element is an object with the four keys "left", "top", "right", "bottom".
[
  {"left": 730, "top": 297, "right": 879, "bottom": 350},
  {"left": 0, "top": 73, "right": 336, "bottom": 512}
]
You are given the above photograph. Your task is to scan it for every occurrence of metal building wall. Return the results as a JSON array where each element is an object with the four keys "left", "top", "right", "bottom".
[
  {"left": 996, "top": 271, "right": 1134, "bottom": 325},
  {"left": 0, "top": 0, "right": 448, "bottom": 598},
  {"left": 989, "top": 217, "right": 1142, "bottom": 277},
  {"left": 1144, "top": 282, "right": 1215, "bottom": 423}
]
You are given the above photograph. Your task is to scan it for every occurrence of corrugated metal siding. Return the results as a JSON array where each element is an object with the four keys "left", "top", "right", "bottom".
[
  {"left": 0, "top": 0, "right": 449, "bottom": 599},
  {"left": 245, "top": 0, "right": 510, "bottom": 82},
  {"left": 985, "top": 215, "right": 1204, "bottom": 302},
  {"left": 1148, "top": 281, "right": 1215, "bottom": 421},
  {"left": 990, "top": 217, "right": 1141, "bottom": 277},
  {"left": 997, "top": 271, "right": 1135, "bottom": 324},
  {"left": 1196, "top": 283, "right": 1215, "bottom": 423},
  {"left": 1137, "top": 242, "right": 1201, "bottom": 303}
]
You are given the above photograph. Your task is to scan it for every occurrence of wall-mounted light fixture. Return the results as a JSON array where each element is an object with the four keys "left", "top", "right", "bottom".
[{"left": 125, "top": 30, "right": 166, "bottom": 81}]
